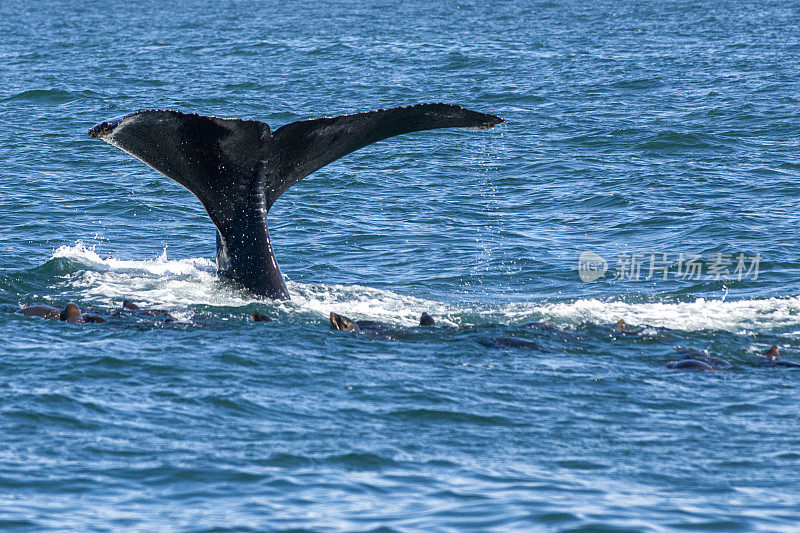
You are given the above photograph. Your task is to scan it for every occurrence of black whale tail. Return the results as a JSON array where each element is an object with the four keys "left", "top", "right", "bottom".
[{"left": 89, "top": 104, "right": 503, "bottom": 299}]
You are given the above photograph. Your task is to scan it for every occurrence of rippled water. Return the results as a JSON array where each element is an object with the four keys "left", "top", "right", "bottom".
[{"left": 2, "top": 0, "right": 800, "bottom": 530}]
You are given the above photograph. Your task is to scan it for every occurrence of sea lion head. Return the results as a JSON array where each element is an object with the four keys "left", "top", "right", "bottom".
[
  {"left": 330, "top": 312, "right": 359, "bottom": 332},
  {"left": 61, "top": 303, "right": 83, "bottom": 324},
  {"left": 763, "top": 345, "right": 781, "bottom": 361}
]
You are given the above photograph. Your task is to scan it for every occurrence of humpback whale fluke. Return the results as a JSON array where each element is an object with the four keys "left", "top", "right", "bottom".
[{"left": 89, "top": 103, "right": 503, "bottom": 299}]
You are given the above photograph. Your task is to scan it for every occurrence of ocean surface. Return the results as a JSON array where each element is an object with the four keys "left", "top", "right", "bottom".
[{"left": 1, "top": 0, "right": 799, "bottom": 530}]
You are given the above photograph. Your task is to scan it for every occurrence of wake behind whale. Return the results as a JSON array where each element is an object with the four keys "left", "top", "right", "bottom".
[{"left": 89, "top": 104, "right": 503, "bottom": 299}]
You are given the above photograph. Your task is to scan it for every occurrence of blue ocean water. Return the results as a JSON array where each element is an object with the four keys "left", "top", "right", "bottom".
[{"left": 1, "top": 0, "right": 800, "bottom": 530}]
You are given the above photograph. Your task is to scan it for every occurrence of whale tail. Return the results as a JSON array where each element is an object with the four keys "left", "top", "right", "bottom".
[{"left": 89, "top": 104, "right": 503, "bottom": 299}]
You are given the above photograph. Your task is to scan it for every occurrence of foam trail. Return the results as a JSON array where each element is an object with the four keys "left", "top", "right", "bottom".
[
  {"left": 500, "top": 297, "right": 800, "bottom": 333},
  {"left": 48, "top": 243, "right": 800, "bottom": 331},
  {"left": 51, "top": 243, "right": 447, "bottom": 321},
  {"left": 284, "top": 283, "right": 459, "bottom": 326},
  {"left": 53, "top": 243, "right": 243, "bottom": 309},
  {"left": 53, "top": 242, "right": 214, "bottom": 276}
]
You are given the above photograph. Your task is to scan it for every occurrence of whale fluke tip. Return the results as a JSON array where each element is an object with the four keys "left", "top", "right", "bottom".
[{"left": 464, "top": 116, "right": 504, "bottom": 130}]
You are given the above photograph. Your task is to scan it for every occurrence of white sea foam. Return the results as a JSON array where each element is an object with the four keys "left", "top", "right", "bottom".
[
  {"left": 53, "top": 242, "right": 240, "bottom": 309},
  {"left": 284, "top": 282, "right": 458, "bottom": 326},
  {"left": 50, "top": 243, "right": 800, "bottom": 331},
  {"left": 505, "top": 297, "right": 800, "bottom": 333}
]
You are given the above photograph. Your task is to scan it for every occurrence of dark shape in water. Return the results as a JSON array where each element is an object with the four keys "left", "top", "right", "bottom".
[
  {"left": 62, "top": 303, "right": 83, "bottom": 324},
  {"left": 120, "top": 299, "right": 174, "bottom": 320},
  {"left": 16, "top": 302, "right": 100, "bottom": 325},
  {"left": 122, "top": 300, "right": 140, "bottom": 310},
  {"left": 330, "top": 312, "right": 552, "bottom": 351},
  {"left": 330, "top": 312, "right": 361, "bottom": 332},
  {"left": 328, "top": 312, "right": 400, "bottom": 341},
  {"left": 252, "top": 311, "right": 272, "bottom": 322},
  {"left": 16, "top": 304, "right": 63, "bottom": 320},
  {"left": 764, "top": 345, "right": 780, "bottom": 361},
  {"left": 89, "top": 104, "right": 504, "bottom": 300},
  {"left": 330, "top": 311, "right": 437, "bottom": 334},
  {"left": 419, "top": 312, "right": 436, "bottom": 326},
  {"left": 668, "top": 359, "right": 716, "bottom": 371},
  {"left": 668, "top": 346, "right": 732, "bottom": 371},
  {"left": 478, "top": 337, "right": 546, "bottom": 350},
  {"left": 760, "top": 345, "right": 800, "bottom": 368},
  {"left": 611, "top": 318, "right": 641, "bottom": 336},
  {"left": 772, "top": 360, "right": 800, "bottom": 368}
]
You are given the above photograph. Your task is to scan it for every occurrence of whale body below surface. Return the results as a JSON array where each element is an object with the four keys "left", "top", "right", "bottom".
[{"left": 89, "top": 104, "right": 504, "bottom": 299}]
